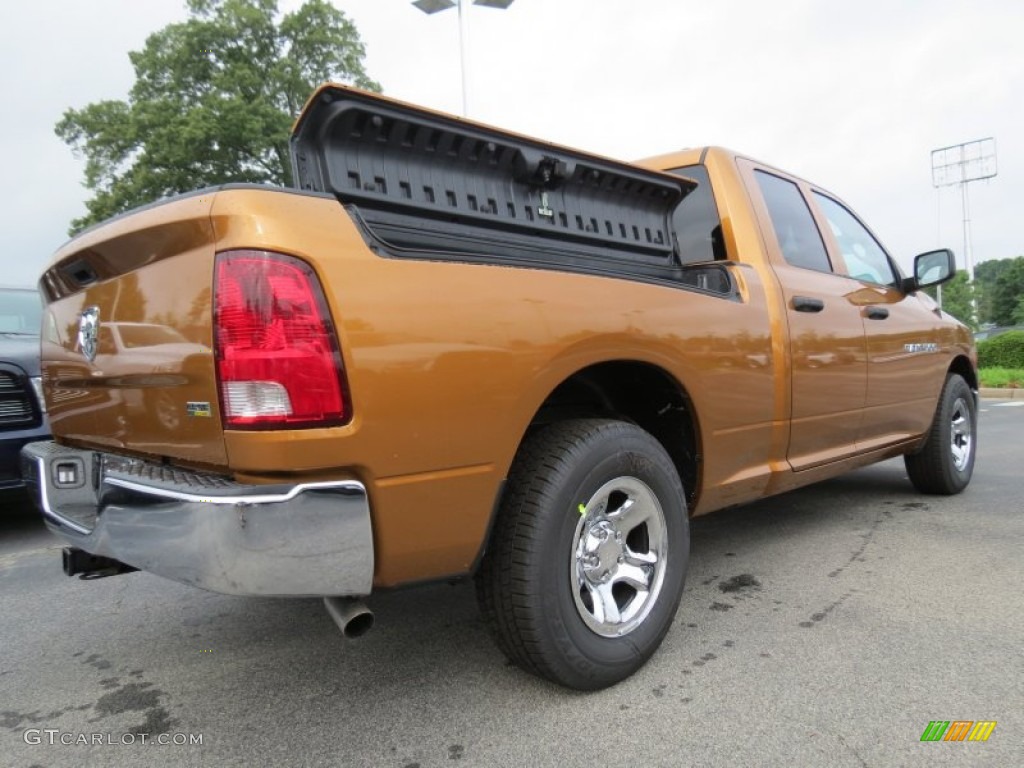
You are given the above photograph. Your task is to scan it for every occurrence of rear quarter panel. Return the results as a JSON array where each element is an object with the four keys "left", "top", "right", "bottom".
[{"left": 210, "top": 190, "right": 779, "bottom": 585}]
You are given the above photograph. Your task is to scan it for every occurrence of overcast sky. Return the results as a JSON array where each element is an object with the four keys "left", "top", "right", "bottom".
[{"left": 1, "top": 0, "right": 1020, "bottom": 287}]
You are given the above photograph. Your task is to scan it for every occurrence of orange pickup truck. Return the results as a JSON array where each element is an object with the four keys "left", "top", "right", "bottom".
[{"left": 23, "top": 85, "right": 977, "bottom": 690}]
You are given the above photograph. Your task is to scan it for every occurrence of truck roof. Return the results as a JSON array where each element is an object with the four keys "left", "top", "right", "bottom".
[{"left": 634, "top": 148, "right": 711, "bottom": 171}]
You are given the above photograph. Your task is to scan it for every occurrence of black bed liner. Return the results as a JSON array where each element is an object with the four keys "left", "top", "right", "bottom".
[{"left": 290, "top": 86, "right": 702, "bottom": 282}]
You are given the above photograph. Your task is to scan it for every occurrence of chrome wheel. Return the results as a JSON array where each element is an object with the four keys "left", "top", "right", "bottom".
[
  {"left": 571, "top": 476, "right": 668, "bottom": 638},
  {"left": 478, "top": 419, "right": 689, "bottom": 689},
  {"left": 905, "top": 374, "right": 977, "bottom": 495},
  {"left": 950, "top": 396, "right": 972, "bottom": 471}
]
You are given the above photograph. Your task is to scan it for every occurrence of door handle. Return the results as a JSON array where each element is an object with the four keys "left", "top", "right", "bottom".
[
  {"left": 791, "top": 296, "right": 825, "bottom": 313},
  {"left": 864, "top": 306, "right": 890, "bottom": 320}
]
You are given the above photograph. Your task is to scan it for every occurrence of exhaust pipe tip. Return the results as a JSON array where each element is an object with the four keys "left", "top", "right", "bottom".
[
  {"left": 323, "top": 596, "right": 374, "bottom": 639},
  {"left": 62, "top": 547, "right": 137, "bottom": 579}
]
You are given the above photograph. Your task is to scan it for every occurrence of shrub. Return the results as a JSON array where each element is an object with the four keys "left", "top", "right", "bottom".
[
  {"left": 978, "top": 368, "right": 1024, "bottom": 388},
  {"left": 977, "top": 331, "right": 1024, "bottom": 369}
]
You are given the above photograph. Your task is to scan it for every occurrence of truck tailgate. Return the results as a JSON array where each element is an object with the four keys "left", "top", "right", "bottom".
[{"left": 39, "top": 193, "right": 226, "bottom": 467}]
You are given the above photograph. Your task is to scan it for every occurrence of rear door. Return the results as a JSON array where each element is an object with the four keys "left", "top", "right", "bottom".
[{"left": 740, "top": 161, "right": 867, "bottom": 470}]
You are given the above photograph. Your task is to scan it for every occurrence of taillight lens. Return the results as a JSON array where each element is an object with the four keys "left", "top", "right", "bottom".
[{"left": 214, "top": 250, "right": 349, "bottom": 429}]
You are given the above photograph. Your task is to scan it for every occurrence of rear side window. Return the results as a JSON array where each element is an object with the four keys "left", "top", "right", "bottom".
[
  {"left": 755, "top": 171, "right": 832, "bottom": 273},
  {"left": 668, "top": 165, "right": 725, "bottom": 264}
]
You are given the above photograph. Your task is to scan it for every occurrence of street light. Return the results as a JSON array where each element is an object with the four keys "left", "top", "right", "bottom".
[
  {"left": 931, "top": 137, "right": 997, "bottom": 283},
  {"left": 411, "top": 0, "right": 515, "bottom": 117}
]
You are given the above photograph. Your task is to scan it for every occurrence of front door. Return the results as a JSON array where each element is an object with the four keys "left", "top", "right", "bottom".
[{"left": 809, "top": 191, "right": 950, "bottom": 449}]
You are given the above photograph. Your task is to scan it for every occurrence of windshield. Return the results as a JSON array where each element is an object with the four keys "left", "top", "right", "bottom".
[{"left": 0, "top": 288, "right": 42, "bottom": 335}]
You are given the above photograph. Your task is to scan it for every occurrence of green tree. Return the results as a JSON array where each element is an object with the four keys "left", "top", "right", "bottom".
[
  {"left": 974, "top": 256, "right": 1024, "bottom": 326},
  {"left": 1012, "top": 295, "right": 1024, "bottom": 325},
  {"left": 925, "top": 271, "right": 976, "bottom": 328},
  {"left": 986, "top": 257, "right": 1024, "bottom": 327},
  {"left": 56, "top": 0, "right": 380, "bottom": 234}
]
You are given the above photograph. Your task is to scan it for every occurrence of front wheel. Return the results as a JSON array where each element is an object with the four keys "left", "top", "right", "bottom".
[
  {"left": 475, "top": 419, "right": 689, "bottom": 690},
  {"left": 904, "top": 373, "right": 977, "bottom": 494}
]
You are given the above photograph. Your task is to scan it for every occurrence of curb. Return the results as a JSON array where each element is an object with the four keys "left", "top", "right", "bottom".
[{"left": 980, "top": 387, "right": 1022, "bottom": 400}]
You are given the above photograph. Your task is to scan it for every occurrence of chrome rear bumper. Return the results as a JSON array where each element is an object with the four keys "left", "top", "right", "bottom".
[{"left": 20, "top": 441, "right": 373, "bottom": 597}]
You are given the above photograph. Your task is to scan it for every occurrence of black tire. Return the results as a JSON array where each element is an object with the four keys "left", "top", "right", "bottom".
[
  {"left": 475, "top": 418, "right": 689, "bottom": 690},
  {"left": 904, "top": 374, "right": 977, "bottom": 495}
]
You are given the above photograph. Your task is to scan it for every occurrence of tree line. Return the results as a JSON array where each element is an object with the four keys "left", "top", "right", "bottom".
[{"left": 925, "top": 256, "right": 1024, "bottom": 330}]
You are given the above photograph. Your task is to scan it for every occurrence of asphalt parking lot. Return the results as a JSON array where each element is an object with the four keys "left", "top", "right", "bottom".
[{"left": 1, "top": 402, "right": 1021, "bottom": 767}]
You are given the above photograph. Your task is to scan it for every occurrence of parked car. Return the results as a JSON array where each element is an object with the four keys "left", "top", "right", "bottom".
[{"left": 0, "top": 286, "right": 49, "bottom": 490}]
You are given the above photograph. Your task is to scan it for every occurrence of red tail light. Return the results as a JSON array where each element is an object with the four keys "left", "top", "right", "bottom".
[{"left": 213, "top": 250, "right": 350, "bottom": 429}]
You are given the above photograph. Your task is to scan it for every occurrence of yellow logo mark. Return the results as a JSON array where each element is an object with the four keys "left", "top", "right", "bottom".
[{"left": 966, "top": 721, "right": 997, "bottom": 742}]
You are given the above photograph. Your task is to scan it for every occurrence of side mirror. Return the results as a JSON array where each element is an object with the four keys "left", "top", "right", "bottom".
[{"left": 903, "top": 248, "right": 955, "bottom": 292}]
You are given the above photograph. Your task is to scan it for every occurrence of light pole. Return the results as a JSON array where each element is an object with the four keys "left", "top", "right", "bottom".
[
  {"left": 411, "top": 0, "right": 515, "bottom": 117},
  {"left": 931, "top": 137, "right": 997, "bottom": 283}
]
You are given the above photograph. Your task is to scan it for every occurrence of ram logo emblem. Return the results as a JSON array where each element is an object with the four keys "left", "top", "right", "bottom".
[{"left": 78, "top": 306, "right": 101, "bottom": 363}]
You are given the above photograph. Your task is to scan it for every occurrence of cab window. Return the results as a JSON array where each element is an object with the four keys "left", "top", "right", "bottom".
[
  {"left": 813, "top": 192, "right": 897, "bottom": 286},
  {"left": 755, "top": 171, "right": 832, "bottom": 273},
  {"left": 668, "top": 164, "right": 726, "bottom": 264}
]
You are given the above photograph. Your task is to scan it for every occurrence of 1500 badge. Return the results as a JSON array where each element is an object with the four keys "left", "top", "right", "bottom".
[{"left": 905, "top": 343, "right": 939, "bottom": 353}]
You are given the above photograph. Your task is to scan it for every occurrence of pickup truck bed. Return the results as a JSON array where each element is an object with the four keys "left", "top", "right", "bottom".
[{"left": 23, "top": 85, "right": 977, "bottom": 690}]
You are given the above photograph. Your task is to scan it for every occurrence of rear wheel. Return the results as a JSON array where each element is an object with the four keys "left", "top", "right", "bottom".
[
  {"left": 476, "top": 418, "right": 689, "bottom": 690},
  {"left": 904, "top": 373, "right": 977, "bottom": 494}
]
